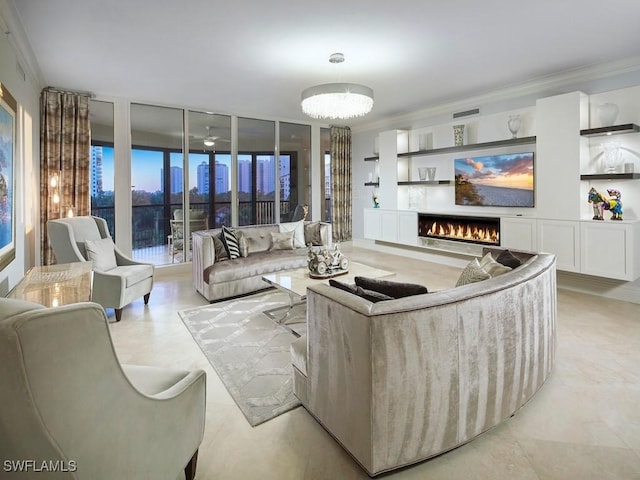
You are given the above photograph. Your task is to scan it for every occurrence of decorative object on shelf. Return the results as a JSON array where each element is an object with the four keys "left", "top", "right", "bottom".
[
  {"left": 453, "top": 125, "right": 465, "bottom": 146},
  {"left": 301, "top": 53, "right": 374, "bottom": 120},
  {"left": 418, "top": 167, "right": 428, "bottom": 181},
  {"left": 507, "top": 114, "right": 522, "bottom": 139},
  {"left": 624, "top": 162, "right": 635, "bottom": 174},
  {"left": 601, "top": 142, "right": 622, "bottom": 174},
  {"left": 426, "top": 167, "right": 436, "bottom": 181},
  {"left": 598, "top": 103, "right": 619, "bottom": 127},
  {"left": 587, "top": 187, "right": 623, "bottom": 221},
  {"left": 372, "top": 189, "right": 380, "bottom": 208},
  {"left": 418, "top": 133, "right": 430, "bottom": 150},
  {"left": 307, "top": 244, "right": 349, "bottom": 278}
]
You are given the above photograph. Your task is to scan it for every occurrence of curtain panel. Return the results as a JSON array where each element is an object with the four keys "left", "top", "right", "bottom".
[
  {"left": 40, "top": 90, "right": 90, "bottom": 265},
  {"left": 330, "top": 126, "right": 352, "bottom": 242}
]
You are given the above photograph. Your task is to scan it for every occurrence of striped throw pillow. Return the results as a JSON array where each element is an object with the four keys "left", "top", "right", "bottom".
[{"left": 221, "top": 226, "right": 241, "bottom": 259}]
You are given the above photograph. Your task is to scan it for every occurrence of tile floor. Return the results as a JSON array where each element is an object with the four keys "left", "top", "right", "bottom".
[{"left": 108, "top": 245, "right": 640, "bottom": 480}]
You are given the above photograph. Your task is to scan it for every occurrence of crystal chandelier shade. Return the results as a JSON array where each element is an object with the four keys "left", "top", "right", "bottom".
[{"left": 301, "top": 53, "right": 374, "bottom": 120}]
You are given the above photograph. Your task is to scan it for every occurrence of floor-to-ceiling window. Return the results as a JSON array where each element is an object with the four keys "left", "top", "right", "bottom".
[
  {"left": 130, "top": 103, "right": 183, "bottom": 264},
  {"left": 279, "top": 122, "right": 311, "bottom": 222},
  {"left": 187, "top": 111, "right": 232, "bottom": 228},
  {"left": 238, "top": 118, "right": 275, "bottom": 226},
  {"left": 89, "top": 100, "right": 115, "bottom": 234}
]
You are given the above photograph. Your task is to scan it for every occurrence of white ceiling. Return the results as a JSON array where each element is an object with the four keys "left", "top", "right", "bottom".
[{"left": 11, "top": 0, "right": 640, "bottom": 129}]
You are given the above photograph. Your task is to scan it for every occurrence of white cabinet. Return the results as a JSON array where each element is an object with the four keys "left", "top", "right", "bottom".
[
  {"left": 380, "top": 210, "right": 399, "bottom": 243},
  {"left": 537, "top": 219, "right": 581, "bottom": 272},
  {"left": 501, "top": 217, "right": 537, "bottom": 251},
  {"left": 397, "top": 211, "right": 418, "bottom": 246},
  {"left": 363, "top": 208, "right": 382, "bottom": 240},
  {"left": 580, "top": 221, "right": 640, "bottom": 281}
]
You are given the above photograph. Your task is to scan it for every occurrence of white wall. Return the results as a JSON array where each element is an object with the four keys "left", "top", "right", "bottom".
[{"left": 0, "top": 14, "right": 41, "bottom": 294}]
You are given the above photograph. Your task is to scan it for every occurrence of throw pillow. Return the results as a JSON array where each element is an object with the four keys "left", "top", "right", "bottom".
[
  {"left": 279, "top": 221, "right": 305, "bottom": 248},
  {"left": 213, "top": 233, "right": 228, "bottom": 261},
  {"left": 329, "top": 279, "right": 393, "bottom": 303},
  {"left": 221, "top": 226, "right": 241, "bottom": 259},
  {"left": 479, "top": 252, "right": 512, "bottom": 277},
  {"left": 269, "top": 231, "right": 295, "bottom": 251},
  {"left": 84, "top": 238, "right": 117, "bottom": 272},
  {"left": 354, "top": 276, "right": 428, "bottom": 298},
  {"left": 495, "top": 249, "right": 523, "bottom": 269},
  {"left": 455, "top": 258, "right": 491, "bottom": 287},
  {"left": 304, "top": 222, "right": 323, "bottom": 246}
]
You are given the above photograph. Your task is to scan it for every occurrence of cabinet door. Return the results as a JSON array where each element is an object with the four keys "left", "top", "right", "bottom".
[
  {"left": 380, "top": 210, "right": 398, "bottom": 243},
  {"left": 580, "top": 222, "right": 637, "bottom": 280},
  {"left": 537, "top": 219, "right": 580, "bottom": 272},
  {"left": 397, "top": 211, "right": 418, "bottom": 246},
  {"left": 501, "top": 217, "right": 537, "bottom": 251},
  {"left": 363, "top": 208, "right": 382, "bottom": 240}
]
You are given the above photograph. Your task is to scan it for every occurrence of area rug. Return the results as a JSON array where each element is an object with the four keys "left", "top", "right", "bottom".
[{"left": 178, "top": 291, "right": 306, "bottom": 426}]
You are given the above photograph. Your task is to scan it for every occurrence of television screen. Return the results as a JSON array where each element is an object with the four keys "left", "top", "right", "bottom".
[{"left": 454, "top": 152, "right": 534, "bottom": 207}]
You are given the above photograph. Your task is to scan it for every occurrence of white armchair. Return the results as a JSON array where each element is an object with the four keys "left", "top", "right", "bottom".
[
  {"left": 47, "top": 216, "right": 154, "bottom": 322},
  {"left": 0, "top": 297, "right": 206, "bottom": 480}
]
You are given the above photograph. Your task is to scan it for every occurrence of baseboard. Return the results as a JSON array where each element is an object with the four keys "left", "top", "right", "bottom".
[{"left": 353, "top": 238, "right": 640, "bottom": 305}]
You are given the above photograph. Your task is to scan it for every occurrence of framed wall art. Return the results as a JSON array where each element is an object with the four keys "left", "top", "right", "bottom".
[{"left": 0, "top": 82, "right": 16, "bottom": 271}]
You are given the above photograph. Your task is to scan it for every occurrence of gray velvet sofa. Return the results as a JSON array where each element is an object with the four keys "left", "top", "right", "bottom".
[
  {"left": 192, "top": 221, "right": 332, "bottom": 302},
  {"left": 291, "top": 248, "right": 557, "bottom": 476}
]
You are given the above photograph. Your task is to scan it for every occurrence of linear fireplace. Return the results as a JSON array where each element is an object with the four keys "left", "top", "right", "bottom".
[{"left": 418, "top": 213, "right": 500, "bottom": 246}]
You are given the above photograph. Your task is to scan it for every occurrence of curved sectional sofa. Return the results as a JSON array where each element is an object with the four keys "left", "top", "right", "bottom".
[{"left": 291, "top": 248, "right": 557, "bottom": 476}]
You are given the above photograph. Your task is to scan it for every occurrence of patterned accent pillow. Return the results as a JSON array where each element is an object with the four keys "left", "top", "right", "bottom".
[
  {"left": 479, "top": 252, "right": 512, "bottom": 277},
  {"left": 269, "top": 231, "right": 295, "bottom": 251},
  {"left": 455, "top": 258, "right": 491, "bottom": 287},
  {"left": 221, "top": 226, "right": 241, "bottom": 259}
]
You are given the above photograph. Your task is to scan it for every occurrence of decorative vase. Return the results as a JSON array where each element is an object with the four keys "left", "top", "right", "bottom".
[
  {"left": 426, "top": 167, "right": 436, "bottom": 181},
  {"left": 418, "top": 167, "right": 428, "bottom": 181},
  {"left": 453, "top": 125, "right": 464, "bottom": 147},
  {"left": 601, "top": 142, "right": 622, "bottom": 174},
  {"left": 507, "top": 115, "right": 521, "bottom": 139},
  {"left": 598, "top": 103, "right": 619, "bottom": 127}
]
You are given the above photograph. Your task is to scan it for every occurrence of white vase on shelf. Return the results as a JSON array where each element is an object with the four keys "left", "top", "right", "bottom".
[{"left": 507, "top": 115, "right": 521, "bottom": 139}]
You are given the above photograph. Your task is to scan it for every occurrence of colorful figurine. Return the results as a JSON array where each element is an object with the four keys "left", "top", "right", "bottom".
[{"left": 587, "top": 187, "right": 623, "bottom": 221}]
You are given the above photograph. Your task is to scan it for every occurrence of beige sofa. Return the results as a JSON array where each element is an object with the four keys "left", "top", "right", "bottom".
[
  {"left": 291, "top": 248, "right": 557, "bottom": 476},
  {"left": 192, "top": 221, "right": 332, "bottom": 302}
]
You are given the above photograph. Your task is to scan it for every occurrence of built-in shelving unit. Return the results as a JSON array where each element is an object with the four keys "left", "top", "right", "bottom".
[
  {"left": 580, "top": 123, "right": 640, "bottom": 137},
  {"left": 580, "top": 173, "right": 640, "bottom": 180},
  {"left": 396, "top": 136, "right": 536, "bottom": 158},
  {"left": 397, "top": 180, "right": 452, "bottom": 186}
]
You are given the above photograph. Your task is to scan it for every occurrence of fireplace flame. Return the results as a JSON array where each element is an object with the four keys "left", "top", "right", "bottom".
[{"left": 428, "top": 221, "right": 499, "bottom": 244}]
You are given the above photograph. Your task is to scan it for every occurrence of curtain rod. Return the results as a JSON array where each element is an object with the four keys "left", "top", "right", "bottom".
[{"left": 44, "top": 86, "right": 96, "bottom": 98}]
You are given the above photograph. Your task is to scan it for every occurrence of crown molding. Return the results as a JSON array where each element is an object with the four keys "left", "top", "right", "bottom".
[
  {"left": 0, "top": 0, "right": 45, "bottom": 86},
  {"left": 352, "top": 56, "right": 640, "bottom": 133}
]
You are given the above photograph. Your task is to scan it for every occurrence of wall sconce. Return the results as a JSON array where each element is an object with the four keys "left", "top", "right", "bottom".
[
  {"left": 66, "top": 205, "right": 75, "bottom": 218},
  {"left": 50, "top": 172, "right": 60, "bottom": 204}
]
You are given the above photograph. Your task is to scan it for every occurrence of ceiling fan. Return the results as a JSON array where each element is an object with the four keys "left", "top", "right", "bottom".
[{"left": 203, "top": 126, "right": 218, "bottom": 147}]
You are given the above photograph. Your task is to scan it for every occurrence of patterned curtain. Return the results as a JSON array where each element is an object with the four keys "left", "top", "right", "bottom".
[
  {"left": 40, "top": 90, "right": 91, "bottom": 265},
  {"left": 330, "top": 126, "right": 352, "bottom": 242}
]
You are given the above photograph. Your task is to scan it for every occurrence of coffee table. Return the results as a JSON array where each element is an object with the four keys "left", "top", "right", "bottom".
[{"left": 262, "top": 262, "right": 394, "bottom": 326}]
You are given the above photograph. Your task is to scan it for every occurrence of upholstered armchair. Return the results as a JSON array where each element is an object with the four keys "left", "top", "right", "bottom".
[
  {"left": 0, "top": 297, "right": 206, "bottom": 480},
  {"left": 47, "top": 216, "right": 154, "bottom": 322}
]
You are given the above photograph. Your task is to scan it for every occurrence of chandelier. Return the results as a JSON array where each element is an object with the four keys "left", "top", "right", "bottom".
[{"left": 301, "top": 53, "right": 374, "bottom": 120}]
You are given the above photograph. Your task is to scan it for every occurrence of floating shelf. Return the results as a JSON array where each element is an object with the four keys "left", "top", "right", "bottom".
[
  {"left": 580, "top": 124, "right": 640, "bottom": 137},
  {"left": 364, "top": 156, "right": 379, "bottom": 162},
  {"left": 364, "top": 181, "right": 379, "bottom": 187},
  {"left": 397, "top": 136, "right": 536, "bottom": 158},
  {"left": 580, "top": 173, "right": 640, "bottom": 180},
  {"left": 397, "top": 180, "right": 452, "bottom": 186}
]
